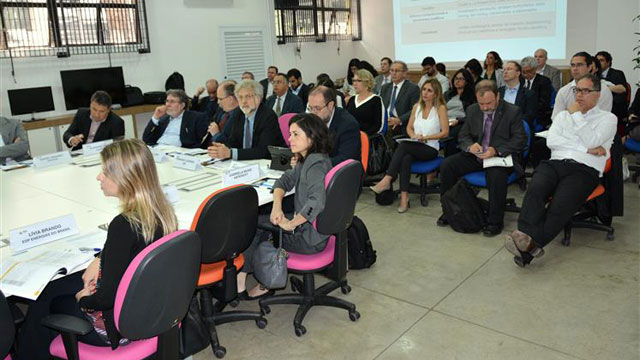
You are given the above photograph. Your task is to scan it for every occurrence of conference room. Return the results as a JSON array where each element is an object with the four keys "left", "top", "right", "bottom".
[{"left": 1, "top": 0, "right": 638, "bottom": 359}]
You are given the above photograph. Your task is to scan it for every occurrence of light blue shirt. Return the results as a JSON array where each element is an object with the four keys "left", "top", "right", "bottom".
[
  {"left": 153, "top": 112, "right": 184, "bottom": 147},
  {"left": 291, "top": 84, "right": 302, "bottom": 96},
  {"left": 503, "top": 83, "right": 520, "bottom": 105},
  {"left": 231, "top": 110, "right": 256, "bottom": 160}
]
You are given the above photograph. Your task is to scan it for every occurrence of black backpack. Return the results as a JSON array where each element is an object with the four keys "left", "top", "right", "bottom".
[
  {"left": 122, "top": 85, "right": 144, "bottom": 107},
  {"left": 347, "top": 216, "right": 377, "bottom": 269},
  {"left": 165, "top": 71, "right": 185, "bottom": 91},
  {"left": 375, "top": 183, "right": 396, "bottom": 206},
  {"left": 441, "top": 178, "right": 486, "bottom": 233}
]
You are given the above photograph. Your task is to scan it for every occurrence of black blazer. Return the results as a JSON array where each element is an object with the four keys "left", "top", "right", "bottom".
[
  {"left": 63, "top": 108, "right": 125, "bottom": 150},
  {"left": 499, "top": 85, "right": 537, "bottom": 128},
  {"left": 293, "top": 83, "right": 311, "bottom": 107},
  {"left": 525, "top": 74, "right": 552, "bottom": 126},
  {"left": 605, "top": 67, "right": 628, "bottom": 119},
  {"left": 142, "top": 110, "right": 209, "bottom": 149},
  {"left": 259, "top": 78, "right": 271, "bottom": 100},
  {"left": 190, "top": 96, "right": 219, "bottom": 120},
  {"left": 380, "top": 81, "right": 420, "bottom": 134},
  {"left": 328, "top": 107, "right": 361, "bottom": 166},
  {"left": 459, "top": 101, "right": 526, "bottom": 166},
  {"left": 265, "top": 91, "right": 304, "bottom": 115},
  {"left": 223, "top": 103, "right": 285, "bottom": 160}
]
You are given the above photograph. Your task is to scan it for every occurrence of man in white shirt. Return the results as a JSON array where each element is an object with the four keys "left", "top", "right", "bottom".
[
  {"left": 552, "top": 51, "right": 613, "bottom": 119},
  {"left": 418, "top": 56, "right": 450, "bottom": 93},
  {"left": 505, "top": 73, "right": 617, "bottom": 268},
  {"left": 373, "top": 57, "right": 393, "bottom": 94},
  {"left": 534, "top": 48, "right": 562, "bottom": 91},
  {"left": 259, "top": 66, "right": 278, "bottom": 100}
]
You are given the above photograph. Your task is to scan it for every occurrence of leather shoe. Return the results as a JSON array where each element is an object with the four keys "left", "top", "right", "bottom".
[
  {"left": 436, "top": 214, "right": 449, "bottom": 226},
  {"left": 482, "top": 223, "right": 503, "bottom": 237}
]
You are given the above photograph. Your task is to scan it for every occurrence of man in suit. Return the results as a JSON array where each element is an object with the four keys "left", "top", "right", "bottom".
[
  {"left": 0, "top": 116, "right": 29, "bottom": 163},
  {"left": 438, "top": 80, "right": 527, "bottom": 236},
  {"left": 142, "top": 89, "right": 209, "bottom": 148},
  {"left": 307, "top": 85, "right": 361, "bottom": 166},
  {"left": 207, "top": 79, "right": 285, "bottom": 160},
  {"left": 63, "top": 91, "right": 125, "bottom": 150},
  {"left": 498, "top": 61, "right": 537, "bottom": 130},
  {"left": 521, "top": 56, "right": 552, "bottom": 127},
  {"left": 190, "top": 78, "right": 219, "bottom": 120},
  {"left": 373, "top": 57, "right": 392, "bottom": 94},
  {"left": 259, "top": 66, "right": 278, "bottom": 100},
  {"left": 205, "top": 80, "right": 240, "bottom": 145},
  {"left": 534, "top": 48, "right": 562, "bottom": 91},
  {"left": 380, "top": 61, "right": 420, "bottom": 137},
  {"left": 287, "top": 68, "right": 310, "bottom": 107},
  {"left": 596, "top": 51, "right": 629, "bottom": 121},
  {"left": 265, "top": 73, "right": 304, "bottom": 116}
]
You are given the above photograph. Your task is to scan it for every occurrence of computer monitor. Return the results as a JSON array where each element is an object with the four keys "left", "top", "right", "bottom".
[
  {"left": 60, "top": 66, "right": 126, "bottom": 110},
  {"left": 7, "top": 86, "right": 55, "bottom": 119}
]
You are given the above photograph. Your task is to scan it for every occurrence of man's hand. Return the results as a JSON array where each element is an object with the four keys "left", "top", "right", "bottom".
[
  {"left": 389, "top": 117, "right": 401, "bottom": 129},
  {"left": 270, "top": 208, "right": 285, "bottom": 225},
  {"left": 476, "top": 146, "right": 496, "bottom": 159},
  {"left": 69, "top": 134, "right": 84, "bottom": 147},
  {"left": 468, "top": 143, "right": 483, "bottom": 154},
  {"left": 587, "top": 146, "right": 606, "bottom": 156},
  {"left": 568, "top": 102, "right": 581, "bottom": 114},
  {"left": 207, "top": 142, "right": 231, "bottom": 159},
  {"left": 153, "top": 105, "right": 167, "bottom": 119},
  {"left": 195, "top": 86, "right": 205, "bottom": 97},
  {"left": 13, "top": 137, "right": 21, "bottom": 144},
  {"left": 208, "top": 122, "right": 220, "bottom": 136},
  {"left": 449, "top": 119, "right": 459, "bottom": 127}
]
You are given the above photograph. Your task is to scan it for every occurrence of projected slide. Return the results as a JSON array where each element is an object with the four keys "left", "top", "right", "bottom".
[{"left": 393, "top": 0, "right": 567, "bottom": 63}]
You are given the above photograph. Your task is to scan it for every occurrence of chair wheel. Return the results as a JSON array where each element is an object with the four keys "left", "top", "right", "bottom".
[
  {"left": 214, "top": 345, "right": 227, "bottom": 358},
  {"left": 229, "top": 299, "right": 239, "bottom": 308},
  {"left": 349, "top": 310, "right": 360, "bottom": 321},
  {"left": 341, "top": 285, "right": 351, "bottom": 294},
  {"left": 606, "top": 231, "right": 615, "bottom": 240},
  {"left": 420, "top": 195, "right": 428, "bottom": 207},
  {"left": 561, "top": 237, "right": 570, "bottom": 246},
  {"left": 256, "top": 317, "right": 268, "bottom": 329},
  {"left": 295, "top": 325, "right": 307, "bottom": 337},
  {"left": 261, "top": 305, "right": 271, "bottom": 315}
]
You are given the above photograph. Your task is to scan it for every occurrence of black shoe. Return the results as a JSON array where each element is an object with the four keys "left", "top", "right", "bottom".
[
  {"left": 482, "top": 223, "right": 503, "bottom": 237},
  {"left": 437, "top": 214, "right": 449, "bottom": 226}
]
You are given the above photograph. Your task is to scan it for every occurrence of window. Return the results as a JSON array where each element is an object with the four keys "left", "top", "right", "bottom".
[
  {"left": 274, "top": 0, "right": 361, "bottom": 44},
  {"left": 0, "top": 0, "right": 150, "bottom": 58}
]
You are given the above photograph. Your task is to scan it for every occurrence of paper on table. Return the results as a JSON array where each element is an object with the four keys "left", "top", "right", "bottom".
[{"left": 483, "top": 155, "right": 513, "bottom": 168}]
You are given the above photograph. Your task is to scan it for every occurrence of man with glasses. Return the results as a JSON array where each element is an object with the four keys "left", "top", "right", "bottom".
[
  {"left": 207, "top": 79, "right": 285, "bottom": 160},
  {"left": 143, "top": 89, "right": 208, "bottom": 148},
  {"left": 552, "top": 51, "right": 613, "bottom": 119},
  {"left": 380, "top": 61, "right": 420, "bottom": 136},
  {"left": 266, "top": 73, "right": 304, "bottom": 116},
  {"left": 205, "top": 80, "right": 239, "bottom": 144},
  {"left": 307, "top": 85, "right": 361, "bottom": 166},
  {"left": 498, "top": 61, "right": 537, "bottom": 130},
  {"left": 505, "top": 74, "right": 617, "bottom": 267}
]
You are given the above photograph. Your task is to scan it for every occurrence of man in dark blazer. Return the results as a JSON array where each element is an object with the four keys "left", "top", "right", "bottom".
[
  {"left": 63, "top": 90, "right": 125, "bottom": 150},
  {"left": 287, "top": 68, "right": 310, "bottom": 107},
  {"left": 190, "top": 78, "right": 219, "bottom": 120},
  {"left": 498, "top": 61, "right": 537, "bottom": 130},
  {"left": 142, "top": 89, "right": 209, "bottom": 149},
  {"left": 380, "top": 61, "right": 420, "bottom": 136},
  {"left": 596, "top": 51, "right": 629, "bottom": 121},
  {"left": 207, "top": 79, "right": 285, "bottom": 161},
  {"left": 307, "top": 85, "right": 360, "bottom": 166},
  {"left": 521, "top": 56, "right": 552, "bottom": 127},
  {"left": 265, "top": 73, "right": 304, "bottom": 116},
  {"left": 439, "top": 80, "right": 527, "bottom": 236},
  {"left": 205, "top": 80, "right": 240, "bottom": 145},
  {"left": 259, "top": 65, "right": 278, "bottom": 100}
]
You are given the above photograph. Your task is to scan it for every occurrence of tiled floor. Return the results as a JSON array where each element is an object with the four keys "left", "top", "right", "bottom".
[{"left": 194, "top": 175, "right": 639, "bottom": 360}]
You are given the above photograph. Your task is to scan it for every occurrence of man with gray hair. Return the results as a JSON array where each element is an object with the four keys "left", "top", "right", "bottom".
[
  {"left": 143, "top": 89, "right": 209, "bottom": 148},
  {"left": 0, "top": 116, "right": 29, "bottom": 163},
  {"left": 379, "top": 60, "right": 420, "bottom": 136},
  {"left": 521, "top": 56, "right": 552, "bottom": 127},
  {"left": 534, "top": 48, "right": 562, "bottom": 91},
  {"left": 207, "top": 79, "right": 285, "bottom": 160}
]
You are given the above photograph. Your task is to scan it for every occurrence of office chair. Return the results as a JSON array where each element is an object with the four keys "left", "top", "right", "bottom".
[
  {"left": 190, "top": 185, "right": 267, "bottom": 358},
  {"left": 43, "top": 230, "right": 201, "bottom": 360},
  {"left": 1, "top": 291, "right": 15, "bottom": 360},
  {"left": 278, "top": 113, "right": 296, "bottom": 147},
  {"left": 259, "top": 159, "right": 362, "bottom": 337},
  {"left": 360, "top": 131, "right": 369, "bottom": 174},
  {"left": 625, "top": 137, "right": 640, "bottom": 185},
  {"left": 409, "top": 156, "right": 444, "bottom": 206}
]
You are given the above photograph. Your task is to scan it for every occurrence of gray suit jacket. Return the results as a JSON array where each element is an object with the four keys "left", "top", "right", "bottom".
[
  {"left": 0, "top": 116, "right": 29, "bottom": 162},
  {"left": 542, "top": 65, "right": 562, "bottom": 91},
  {"left": 380, "top": 80, "right": 420, "bottom": 134},
  {"left": 373, "top": 74, "right": 389, "bottom": 94}
]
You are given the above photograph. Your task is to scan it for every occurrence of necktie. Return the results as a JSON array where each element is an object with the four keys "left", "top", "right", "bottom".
[
  {"left": 219, "top": 112, "right": 230, "bottom": 131},
  {"left": 243, "top": 117, "right": 252, "bottom": 149},
  {"left": 389, "top": 85, "right": 398, "bottom": 116},
  {"left": 481, "top": 113, "right": 494, "bottom": 152},
  {"left": 275, "top": 97, "right": 282, "bottom": 116},
  {"left": 526, "top": 79, "right": 531, "bottom": 90}
]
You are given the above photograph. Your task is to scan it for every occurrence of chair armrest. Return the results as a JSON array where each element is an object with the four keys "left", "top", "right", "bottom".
[{"left": 42, "top": 314, "right": 93, "bottom": 336}]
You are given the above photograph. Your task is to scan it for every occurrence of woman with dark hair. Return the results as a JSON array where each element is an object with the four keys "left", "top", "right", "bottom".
[
  {"left": 358, "top": 60, "right": 379, "bottom": 78},
  {"left": 238, "top": 113, "right": 334, "bottom": 299},
  {"left": 342, "top": 58, "right": 361, "bottom": 97},
  {"left": 482, "top": 51, "right": 505, "bottom": 87},
  {"left": 464, "top": 58, "right": 483, "bottom": 84},
  {"left": 443, "top": 68, "right": 476, "bottom": 156},
  {"left": 316, "top": 74, "right": 345, "bottom": 108}
]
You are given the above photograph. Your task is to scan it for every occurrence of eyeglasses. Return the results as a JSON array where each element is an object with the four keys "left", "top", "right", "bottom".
[
  {"left": 306, "top": 103, "right": 329, "bottom": 113},
  {"left": 165, "top": 99, "right": 181, "bottom": 104},
  {"left": 570, "top": 63, "right": 587, "bottom": 68},
  {"left": 573, "top": 87, "right": 599, "bottom": 95},
  {"left": 218, "top": 95, "right": 232, "bottom": 102}
]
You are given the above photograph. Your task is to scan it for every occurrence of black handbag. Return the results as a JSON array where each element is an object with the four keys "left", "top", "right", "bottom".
[
  {"left": 367, "top": 133, "right": 391, "bottom": 176},
  {"left": 122, "top": 85, "right": 144, "bottom": 107},
  {"left": 179, "top": 295, "right": 211, "bottom": 359},
  {"left": 253, "top": 228, "right": 288, "bottom": 289}
]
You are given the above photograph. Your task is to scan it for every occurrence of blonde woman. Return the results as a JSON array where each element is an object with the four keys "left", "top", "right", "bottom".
[
  {"left": 370, "top": 78, "right": 449, "bottom": 213},
  {"left": 19, "top": 139, "right": 178, "bottom": 358},
  {"left": 345, "top": 69, "right": 385, "bottom": 135}
]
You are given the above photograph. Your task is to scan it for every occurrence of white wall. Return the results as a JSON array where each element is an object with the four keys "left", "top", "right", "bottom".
[{"left": 1, "top": 0, "right": 637, "bottom": 121}]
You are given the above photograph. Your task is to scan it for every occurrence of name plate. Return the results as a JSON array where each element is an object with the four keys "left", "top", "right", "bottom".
[
  {"left": 223, "top": 163, "right": 260, "bottom": 186},
  {"left": 162, "top": 185, "right": 180, "bottom": 204},
  {"left": 9, "top": 214, "right": 79, "bottom": 253},
  {"left": 33, "top": 151, "right": 72, "bottom": 169},
  {"left": 83, "top": 139, "right": 113, "bottom": 156},
  {"left": 152, "top": 149, "right": 168, "bottom": 163},
  {"left": 173, "top": 154, "right": 202, "bottom": 171}
]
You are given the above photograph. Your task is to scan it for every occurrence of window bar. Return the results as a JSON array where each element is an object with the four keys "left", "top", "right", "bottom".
[{"left": 138, "top": 0, "right": 150, "bottom": 52}]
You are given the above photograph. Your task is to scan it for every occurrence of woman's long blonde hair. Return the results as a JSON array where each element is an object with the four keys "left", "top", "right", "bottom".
[
  {"left": 100, "top": 139, "right": 177, "bottom": 244},
  {"left": 419, "top": 78, "right": 446, "bottom": 111}
]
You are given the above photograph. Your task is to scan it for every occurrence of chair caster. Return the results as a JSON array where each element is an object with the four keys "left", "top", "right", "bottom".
[
  {"left": 213, "top": 345, "right": 227, "bottom": 358},
  {"left": 341, "top": 285, "right": 351, "bottom": 294},
  {"left": 561, "top": 237, "right": 570, "bottom": 246},
  {"left": 349, "top": 310, "right": 360, "bottom": 322},
  {"left": 256, "top": 317, "right": 268, "bottom": 329},
  {"left": 294, "top": 324, "right": 307, "bottom": 337},
  {"left": 420, "top": 195, "right": 428, "bottom": 207},
  {"left": 606, "top": 231, "right": 615, "bottom": 240},
  {"left": 260, "top": 304, "right": 271, "bottom": 315},
  {"left": 228, "top": 299, "right": 239, "bottom": 308}
]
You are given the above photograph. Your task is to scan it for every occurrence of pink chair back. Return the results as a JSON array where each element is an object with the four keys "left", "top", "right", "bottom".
[{"left": 278, "top": 113, "right": 296, "bottom": 146}]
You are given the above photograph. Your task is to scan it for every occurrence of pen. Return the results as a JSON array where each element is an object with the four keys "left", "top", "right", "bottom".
[{"left": 79, "top": 247, "right": 101, "bottom": 252}]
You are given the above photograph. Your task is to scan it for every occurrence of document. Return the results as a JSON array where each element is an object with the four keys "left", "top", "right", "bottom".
[
  {"left": 395, "top": 138, "right": 425, "bottom": 144},
  {"left": 483, "top": 155, "right": 513, "bottom": 168}
]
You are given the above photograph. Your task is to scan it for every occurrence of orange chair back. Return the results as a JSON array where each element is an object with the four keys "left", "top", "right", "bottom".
[{"left": 360, "top": 131, "right": 369, "bottom": 173}]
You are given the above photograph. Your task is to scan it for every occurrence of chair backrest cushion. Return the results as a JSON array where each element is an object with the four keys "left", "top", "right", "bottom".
[
  {"left": 279, "top": 113, "right": 296, "bottom": 146},
  {"left": 114, "top": 230, "right": 201, "bottom": 340},
  {"left": 315, "top": 159, "right": 361, "bottom": 235},
  {"left": 0, "top": 291, "right": 14, "bottom": 359},
  {"left": 360, "top": 131, "right": 369, "bottom": 173}
]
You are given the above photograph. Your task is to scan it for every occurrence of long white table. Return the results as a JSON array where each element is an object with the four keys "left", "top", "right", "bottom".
[{"left": 0, "top": 145, "right": 283, "bottom": 299}]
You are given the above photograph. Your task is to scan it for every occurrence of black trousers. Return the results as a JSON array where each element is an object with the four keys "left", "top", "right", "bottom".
[
  {"left": 440, "top": 151, "right": 512, "bottom": 225},
  {"left": 16, "top": 272, "right": 108, "bottom": 360},
  {"left": 386, "top": 141, "right": 439, "bottom": 192},
  {"left": 517, "top": 160, "right": 599, "bottom": 248},
  {"left": 529, "top": 137, "right": 551, "bottom": 169}
]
